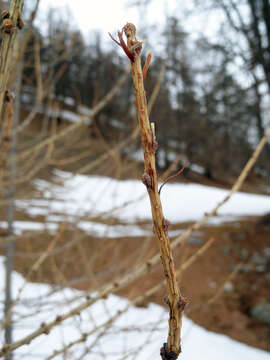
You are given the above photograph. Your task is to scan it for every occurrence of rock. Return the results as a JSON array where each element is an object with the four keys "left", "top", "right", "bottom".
[
  {"left": 240, "top": 248, "right": 249, "bottom": 260},
  {"left": 209, "top": 281, "right": 217, "bottom": 289},
  {"left": 251, "top": 252, "right": 268, "bottom": 266},
  {"left": 224, "top": 281, "right": 234, "bottom": 293},
  {"left": 250, "top": 301, "right": 270, "bottom": 325},
  {"left": 263, "top": 247, "right": 270, "bottom": 260},
  {"left": 256, "top": 213, "right": 270, "bottom": 228},
  {"left": 240, "top": 264, "right": 251, "bottom": 274},
  {"left": 255, "top": 264, "right": 266, "bottom": 273},
  {"left": 188, "top": 236, "right": 204, "bottom": 245},
  {"left": 232, "top": 232, "right": 246, "bottom": 241},
  {"left": 222, "top": 246, "right": 231, "bottom": 255}
]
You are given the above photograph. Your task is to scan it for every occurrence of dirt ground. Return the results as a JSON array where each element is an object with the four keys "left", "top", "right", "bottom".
[{"left": 1, "top": 211, "right": 269, "bottom": 352}]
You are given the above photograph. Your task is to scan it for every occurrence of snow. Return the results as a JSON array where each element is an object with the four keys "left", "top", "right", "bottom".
[
  {"left": 61, "top": 110, "right": 82, "bottom": 123},
  {"left": 78, "top": 104, "right": 92, "bottom": 116},
  {"left": 0, "top": 221, "right": 58, "bottom": 235},
  {"left": 110, "top": 118, "right": 126, "bottom": 129},
  {"left": 1, "top": 171, "right": 270, "bottom": 358},
  {"left": 78, "top": 221, "right": 151, "bottom": 237},
  {"left": 16, "top": 170, "right": 270, "bottom": 231},
  {"left": 63, "top": 97, "right": 75, "bottom": 106},
  {"left": 0, "top": 257, "right": 270, "bottom": 360},
  {"left": 189, "top": 163, "right": 205, "bottom": 174},
  {"left": 33, "top": 102, "right": 92, "bottom": 126}
]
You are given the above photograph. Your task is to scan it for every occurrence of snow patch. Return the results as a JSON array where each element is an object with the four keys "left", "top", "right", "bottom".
[{"left": 0, "top": 256, "right": 269, "bottom": 359}]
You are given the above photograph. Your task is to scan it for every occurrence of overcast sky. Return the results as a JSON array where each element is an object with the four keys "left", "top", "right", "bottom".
[
  {"left": 38, "top": 0, "right": 166, "bottom": 36},
  {"left": 37, "top": 0, "right": 222, "bottom": 44}
]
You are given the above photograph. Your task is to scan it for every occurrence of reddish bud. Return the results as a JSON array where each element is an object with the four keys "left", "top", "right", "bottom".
[
  {"left": 2, "top": 18, "right": 13, "bottom": 34},
  {"left": 141, "top": 173, "right": 152, "bottom": 188}
]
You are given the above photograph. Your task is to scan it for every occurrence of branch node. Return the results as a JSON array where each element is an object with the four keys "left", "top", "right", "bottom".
[
  {"left": 1, "top": 344, "right": 9, "bottom": 353},
  {"left": 17, "top": 12, "right": 24, "bottom": 30},
  {"left": 162, "top": 218, "right": 171, "bottom": 232},
  {"left": 2, "top": 18, "right": 13, "bottom": 34},
  {"left": 164, "top": 296, "right": 170, "bottom": 305},
  {"left": 141, "top": 172, "right": 152, "bottom": 188},
  {"left": 4, "top": 90, "right": 14, "bottom": 102},
  {"left": 55, "top": 315, "right": 62, "bottom": 322},
  {"left": 177, "top": 296, "right": 188, "bottom": 311},
  {"left": 40, "top": 322, "right": 50, "bottom": 335},
  {"left": 160, "top": 343, "right": 180, "bottom": 360}
]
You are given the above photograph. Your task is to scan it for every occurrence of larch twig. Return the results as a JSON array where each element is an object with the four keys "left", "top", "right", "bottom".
[{"left": 112, "top": 23, "right": 184, "bottom": 359}]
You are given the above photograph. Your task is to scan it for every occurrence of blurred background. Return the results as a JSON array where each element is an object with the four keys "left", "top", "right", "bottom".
[{"left": 0, "top": 0, "right": 270, "bottom": 359}]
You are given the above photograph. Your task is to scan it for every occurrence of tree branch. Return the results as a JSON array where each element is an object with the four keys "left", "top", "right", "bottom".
[{"left": 114, "top": 23, "right": 184, "bottom": 359}]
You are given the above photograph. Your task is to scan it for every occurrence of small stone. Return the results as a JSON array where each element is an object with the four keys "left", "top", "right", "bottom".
[
  {"left": 255, "top": 264, "right": 266, "bottom": 273},
  {"left": 263, "top": 247, "right": 270, "bottom": 260},
  {"left": 209, "top": 281, "right": 217, "bottom": 289},
  {"left": 250, "top": 301, "right": 270, "bottom": 325},
  {"left": 251, "top": 252, "right": 268, "bottom": 266},
  {"left": 256, "top": 213, "right": 270, "bottom": 228},
  {"left": 224, "top": 281, "right": 234, "bottom": 293},
  {"left": 188, "top": 236, "right": 204, "bottom": 245},
  {"left": 141, "top": 173, "right": 152, "bottom": 188},
  {"left": 240, "top": 264, "right": 251, "bottom": 274},
  {"left": 232, "top": 232, "right": 246, "bottom": 241},
  {"left": 240, "top": 248, "right": 249, "bottom": 260},
  {"left": 222, "top": 246, "right": 230, "bottom": 255}
]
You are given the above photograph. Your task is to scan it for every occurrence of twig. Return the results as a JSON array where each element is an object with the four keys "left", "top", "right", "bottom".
[
  {"left": 0, "top": 92, "right": 14, "bottom": 182},
  {"left": 113, "top": 23, "right": 184, "bottom": 359},
  {"left": 0, "top": 0, "right": 24, "bottom": 124},
  {"left": 159, "top": 160, "right": 188, "bottom": 195},
  {"left": 142, "top": 51, "right": 152, "bottom": 80}
]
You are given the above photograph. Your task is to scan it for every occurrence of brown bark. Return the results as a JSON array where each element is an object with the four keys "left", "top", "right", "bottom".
[{"left": 113, "top": 23, "right": 185, "bottom": 359}]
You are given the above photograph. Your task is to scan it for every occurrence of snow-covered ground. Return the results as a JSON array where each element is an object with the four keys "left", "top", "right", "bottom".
[
  {"left": 0, "top": 256, "right": 270, "bottom": 360},
  {"left": 1, "top": 171, "right": 270, "bottom": 358},
  {"left": 14, "top": 169, "right": 270, "bottom": 237}
]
